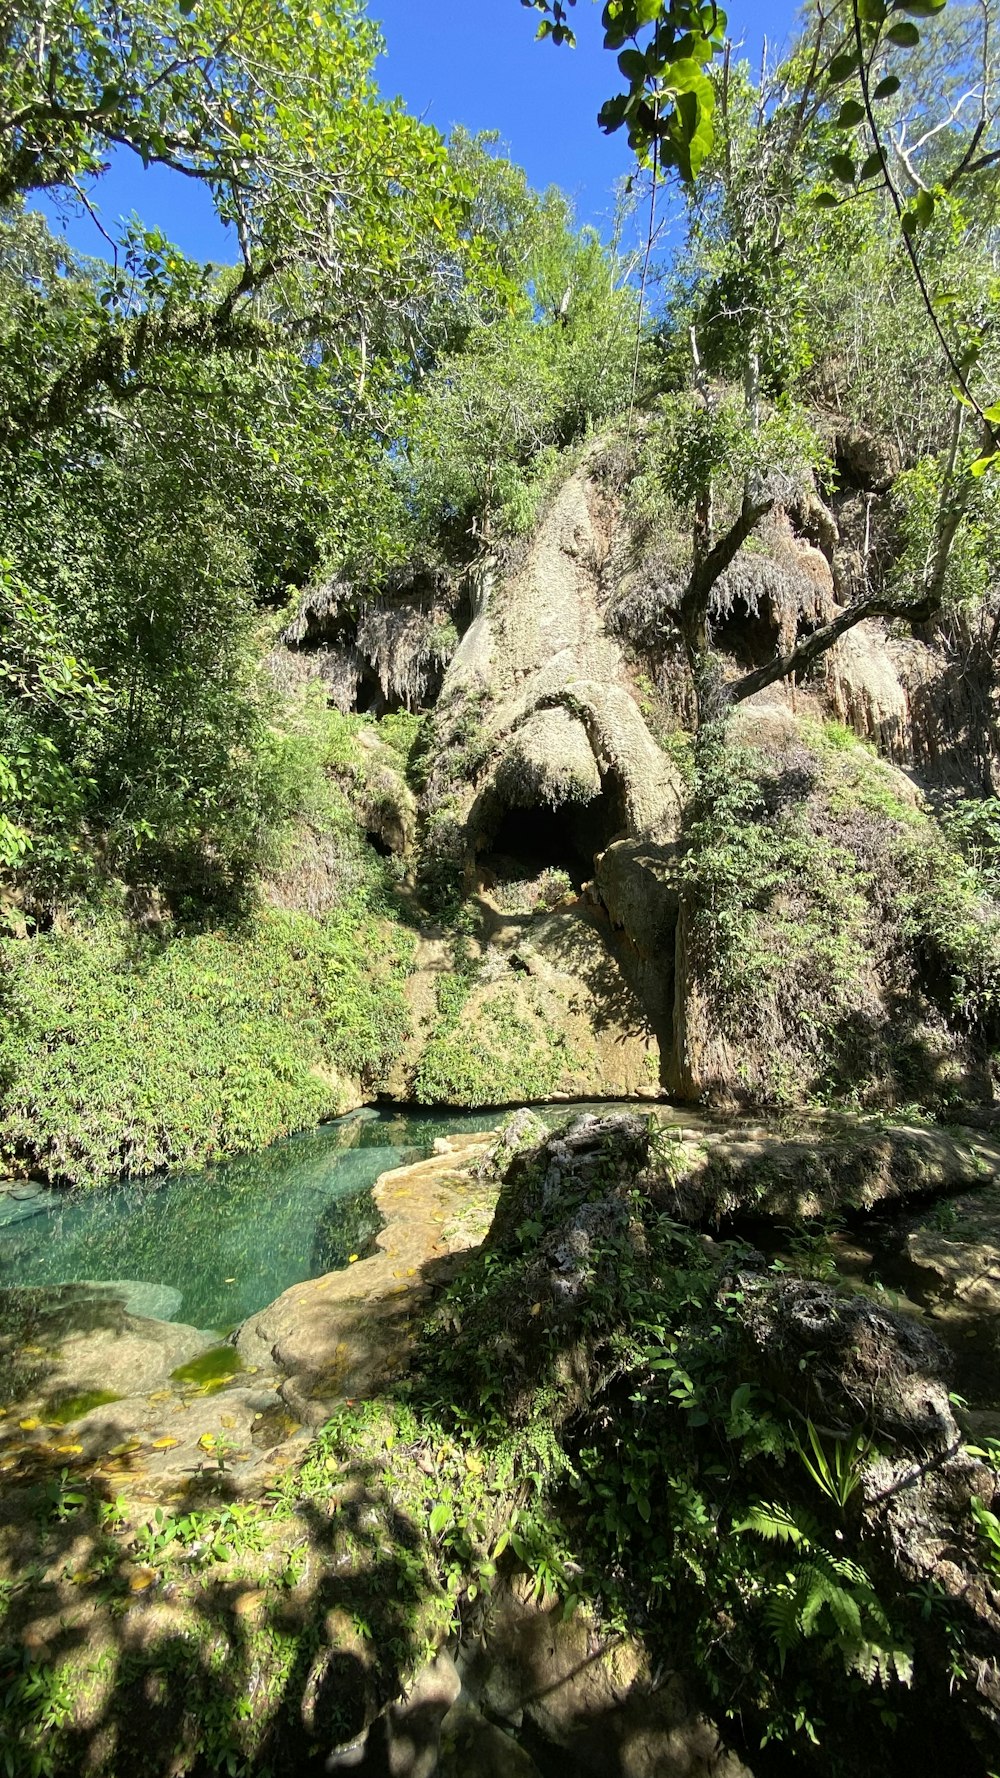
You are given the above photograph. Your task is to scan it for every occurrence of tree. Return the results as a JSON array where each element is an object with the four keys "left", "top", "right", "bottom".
[
  {"left": 399, "top": 140, "right": 640, "bottom": 550},
  {"left": 0, "top": 0, "right": 471, "bottom": 449},
  {"left": 532, "top": 3, "right": 998, "bottom": 720},
  {"left": 0, "top": 3, "right": 502, "bottom": 915},
  {"left": 521, "top": 0, "right": 727, "bottom": 181}
]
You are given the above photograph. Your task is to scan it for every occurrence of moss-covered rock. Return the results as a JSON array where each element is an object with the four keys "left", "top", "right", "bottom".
[
  {"left": 669, "top": 704, "right": 1000, "bottom": 1112},
  {"left": 409, "top": 908, "right": 662, "bottom": 1107}
]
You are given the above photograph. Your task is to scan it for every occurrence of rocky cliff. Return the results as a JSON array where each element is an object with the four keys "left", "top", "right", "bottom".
[{"left": 272, "top": 429, "right": 1000, "bottom": 1115}]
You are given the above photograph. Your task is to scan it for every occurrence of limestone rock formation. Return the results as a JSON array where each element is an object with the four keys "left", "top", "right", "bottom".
[
  {"left": 456, "top": 1574, "right": 752, "bottom": 1778},
  {"left": 237, "top": 1131, "right": 499, "bottom": 1422},
  {"left": 428, "top": 454, "right": 686, "bottom": 887}
]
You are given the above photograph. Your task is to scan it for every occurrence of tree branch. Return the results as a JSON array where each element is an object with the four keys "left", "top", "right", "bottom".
[
  {"left": 679, "top": 490, "right": 775, "bottom": 665},
  {"left": 728, "top": 592, "right": 931, "bottom": 705}
]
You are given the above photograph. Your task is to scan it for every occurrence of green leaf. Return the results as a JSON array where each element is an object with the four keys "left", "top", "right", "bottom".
[
  {"left": 617, "top": 48, "right": 647, "bottom": 83},
  {"left": 886, "top": 19, "right": 921, "bottom": 43},
  {"left": 859, "top": 150, "right": 884, "bottom": 180},
  {"left": 895, "top": 0, "right": 945, "bottom": 13},
  {"left": 871, "top": 74, "right": 901, "bottom": 99},
  {"left": 836, "top": 99, "right": 866, "bottom": 129},
  {"left": 831, "top": 152, "right": 857, "bottom": 183},
  {"left": 902, "top": 188, "right": 935, "bottom": 233},
  {"left": 428, "top": 1502, "right": 451, "bottom": 1537},
  {"left": 829, "top": 49, "right": 860, "bottom": 82},
  {"left": 970, "top": 452, "right": 1000, "bottom": 478},
  {"left": 598, "top": 93, "right": 630, "bottom": 135},
  {"left": 815, "top": 189, "right": 841, "bottom": 208}
]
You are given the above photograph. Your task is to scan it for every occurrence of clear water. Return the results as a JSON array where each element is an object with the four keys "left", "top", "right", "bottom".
[{"left": 0, "top": 1106, "right": 511, "bottom": 1332}]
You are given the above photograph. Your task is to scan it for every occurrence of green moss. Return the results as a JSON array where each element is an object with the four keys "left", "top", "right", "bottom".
[
  {"left": 682, "top": 715, "right": 1000, "bottom": 1108},
  {"left": 375, "top": 711, "right": 427, "bottom": 784},
  {"left": 43, "top": 1388, "right": 122, "bottom": 1424},
  {"left": 171, "top": 1346, "right": 244, "bottom": 1388},
  {"left": 0, "top": 902, "right": 413, "bottom": 1188}
]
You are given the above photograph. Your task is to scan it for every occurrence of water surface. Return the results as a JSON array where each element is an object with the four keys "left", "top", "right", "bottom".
[{"left": 0, "top": 1106, "right": 508, "bottom": 1331}]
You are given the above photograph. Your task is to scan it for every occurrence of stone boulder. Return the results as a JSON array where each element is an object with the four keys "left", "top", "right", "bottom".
[
  {"left": 457, "top": 1575, "right": 751, "bottom": 1778},
  {"left": 237, "top": 1132, "right": 499, "bottom": 1423}
]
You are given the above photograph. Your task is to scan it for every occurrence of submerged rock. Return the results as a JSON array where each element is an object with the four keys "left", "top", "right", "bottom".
[
  {"left": 76, "top": 1278, "right": 184, "bottom": 1322},
  {"left": 0, "top": 1179, "right": 63, "bottom": 1226}
]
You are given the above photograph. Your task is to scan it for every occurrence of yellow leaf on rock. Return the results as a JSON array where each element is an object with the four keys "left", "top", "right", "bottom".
[
  {"left": 151, "top": 1437, "right": 179, "bottom": 1450},
  {"left": 55, "top": 1443, "right": 83, "bottom": 1456},
  {"left": 129, "top": 1567, "right": 157, "bottom": 1592},
  {"left": 198, "top": 1434, "right": 217, "bottom": 1451},
  {"left": 348, "top": 1253, "right": 359, "bottom": 1263},
  {"left": 530, "top": 1302, "right": 542, "bottom": 1316},
  {"left": 18, "top": 1418, "right": 39, "bottom": 1431}
]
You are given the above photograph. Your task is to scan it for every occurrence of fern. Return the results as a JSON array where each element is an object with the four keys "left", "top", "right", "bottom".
[
  {"left": 735, "top": 1500, "right": 819, "bottom": 1547},
  {"left": 850, "top": 1640, "right": 914, "bottom": 1688},
  {"left": 764, "top": 1583, "right": 802, "bottom": 1667},
  {"left": 739, "top": 1498, "right": 913, "bottom": 1687}
]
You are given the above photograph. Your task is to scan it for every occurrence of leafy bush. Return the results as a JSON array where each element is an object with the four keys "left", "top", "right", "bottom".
[
  {"left": 0, "top": 905, "right": 412, "bottom": 1187},
  {"left": 414, "top": 980, "right": 572, "bottom": 1107}
]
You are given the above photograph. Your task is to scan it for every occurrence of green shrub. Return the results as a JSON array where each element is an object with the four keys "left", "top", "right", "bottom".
[
  {"left": 0, "top": 904, "right": 412, "bottom": 1187},
  {"left": 414, "top": 981, "right": 571, "bottom": 1106}
]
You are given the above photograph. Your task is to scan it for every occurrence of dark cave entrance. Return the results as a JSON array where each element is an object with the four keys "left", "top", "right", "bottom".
[
  {"left": 354, "top": 664, "right": 405, "bottom": 717},
  {"left": 479, "top": 775, "right": 628, "bottom": 893},
  {"left": 710, "top": 597, "right": 779, "bottom": 672}
]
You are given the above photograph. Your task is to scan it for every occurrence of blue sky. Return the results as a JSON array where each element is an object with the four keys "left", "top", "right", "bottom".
[{"left": 37, "top": 0, "right": 800, "bottom": 265}]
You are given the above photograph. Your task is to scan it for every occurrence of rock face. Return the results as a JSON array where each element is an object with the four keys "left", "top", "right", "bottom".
[
  {"left": 402, "top": 450, "right": 688, "bottom": 1103},
  {"left": 399, "top": 904, "right": 662, "bottom": 1106},
  {"left": 402, "top": 446, "right": 1000, "bottom": 1114},
  {"left": 237, "top": 1130, "right": 500, "bottom": 1422},
  {"left": 457, "top": 1575, "right": 752, "bottom": 1778},
  {"left": 440, "top": 459, "right": 686, "bottom": 857}
]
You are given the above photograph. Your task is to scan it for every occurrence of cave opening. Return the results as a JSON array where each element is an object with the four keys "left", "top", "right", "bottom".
[
  {"left": 479, "top": 775, "right": 627, "bottom": 893},
  {"left": 710, "top": 596, "right": 779, "bottom": 672},
  {"left": 353, "top": 665, "right": 405, "bottom": 717}
]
